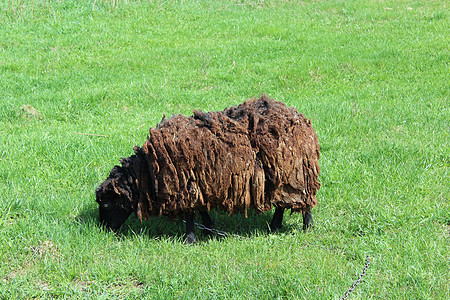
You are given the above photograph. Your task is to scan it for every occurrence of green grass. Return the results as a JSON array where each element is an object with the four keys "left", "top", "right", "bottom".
[{"left": 0, "top": 0, "right": 448, "bottom": 298}]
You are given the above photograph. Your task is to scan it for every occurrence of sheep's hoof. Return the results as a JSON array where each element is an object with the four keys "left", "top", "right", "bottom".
[
  {"left": 303, "top": 223, "right": 314, "bottom": 232},
  {"left": 184, "top": 232, "right": 196, "bottom": 245},
  {"left": 302, "top": 211, "right": 314, "bottom": 232},
  {"left": 269, "top": 224, "right": 283, "bottom": 233},
  {"left": 302, "top": 219, "right": 314, "bottom": 232}
]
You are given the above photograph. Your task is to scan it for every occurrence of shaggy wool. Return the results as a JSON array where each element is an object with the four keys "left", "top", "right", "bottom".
[{"left": 111, "top": 95, "right": 320, "bottom": 221}]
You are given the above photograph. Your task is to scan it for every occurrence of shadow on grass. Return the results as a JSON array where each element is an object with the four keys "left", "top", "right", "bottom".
[{"left": 76, "top": 205, "right": 293, "bottom": 242}]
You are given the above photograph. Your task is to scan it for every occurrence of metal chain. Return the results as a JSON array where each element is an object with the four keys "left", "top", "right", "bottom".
[
  {"left": 185, "top": 220, "right": 371, "bottom": 299},
  {"left": 339, "top": 255, "right": 371, "bottom": 300},
  {"left": 183, "top": 220, "right": 247, "bottom": 239}
]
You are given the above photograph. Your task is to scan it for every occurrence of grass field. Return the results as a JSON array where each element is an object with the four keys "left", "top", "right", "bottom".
[{"left": 0, "top": 0, "right": 448, "bottom": 298}]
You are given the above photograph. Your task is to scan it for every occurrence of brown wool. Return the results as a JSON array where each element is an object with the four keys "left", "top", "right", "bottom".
[{"left": 110, "top": 95, "right": 320, "bottom": 220}]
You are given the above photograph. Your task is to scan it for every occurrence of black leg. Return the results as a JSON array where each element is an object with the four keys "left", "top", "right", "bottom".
[
  {"left": 199, "top": 210, "right": 215, "bottom": 235},
  {"left": 302, "top": 207, "right": 314, "bottom": 231},
  {"left": 269, "top": 206, "right": 285, "bottom": 232},
  {"left": 184, "top": 211, "right": 196, "bottom": 244}
]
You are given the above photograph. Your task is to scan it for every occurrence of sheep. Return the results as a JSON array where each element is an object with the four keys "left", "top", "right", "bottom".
[{"left": 96, "top": 95, "right": 320, "bottom": 243}]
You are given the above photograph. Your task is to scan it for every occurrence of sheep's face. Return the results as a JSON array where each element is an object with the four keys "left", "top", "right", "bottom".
[{"left": 96, "top": 180, "right": 133, "bottom": 231}]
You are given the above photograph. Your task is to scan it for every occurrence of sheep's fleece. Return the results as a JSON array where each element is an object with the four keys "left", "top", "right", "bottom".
[{"left": 103, "top": 95, "right": 320, "bottom": 221}]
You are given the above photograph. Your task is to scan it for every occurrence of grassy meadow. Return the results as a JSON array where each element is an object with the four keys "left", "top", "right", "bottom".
[{"left": 0, "top": 0, "right": 448, "bottom": 298}]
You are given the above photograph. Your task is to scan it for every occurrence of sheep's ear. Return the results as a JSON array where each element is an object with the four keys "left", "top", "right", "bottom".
[
  {"left": 133, "top": 146, "right": 141, "bottom": 155},
  {"left": 109, "top": 166, "right": 122, "bottom": 177},
  {"left": 95, "top": 194, "right": 101, "bottom": 204},
  {"left": 95, "top": 185, "right": 103, "bottom": 194}
]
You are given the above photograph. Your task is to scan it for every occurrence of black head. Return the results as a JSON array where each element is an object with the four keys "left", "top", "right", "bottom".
[{"left": 96, "top": 166, "right": 134, "bottom": 231}]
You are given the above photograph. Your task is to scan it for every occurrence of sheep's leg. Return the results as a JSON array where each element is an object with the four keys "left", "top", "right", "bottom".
[
  {"left": 199, "top": 210, "right": 215, "bottom": 235},
  {"left": 269, "top": 207, "right": 285, "bottom": 232},
  {"left": 184, "top": 211, "right": 196, "bottom": 244},
  {"left": 302, "top": 207, "right": 314, "bottom": 231}
]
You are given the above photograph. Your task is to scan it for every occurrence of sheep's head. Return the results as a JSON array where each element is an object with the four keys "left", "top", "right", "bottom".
[{"left": 96, "top": 166, "right": 134, "bottom": 231}]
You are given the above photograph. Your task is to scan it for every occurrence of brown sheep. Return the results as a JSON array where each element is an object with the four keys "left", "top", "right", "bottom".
[{"left": 96, "top": 95, "right": 320, "bottom": 243}]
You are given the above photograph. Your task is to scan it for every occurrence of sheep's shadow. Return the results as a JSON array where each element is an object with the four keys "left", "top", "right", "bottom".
[{"left": 77, "top": 204, "right": 296, "bottom": 242}]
